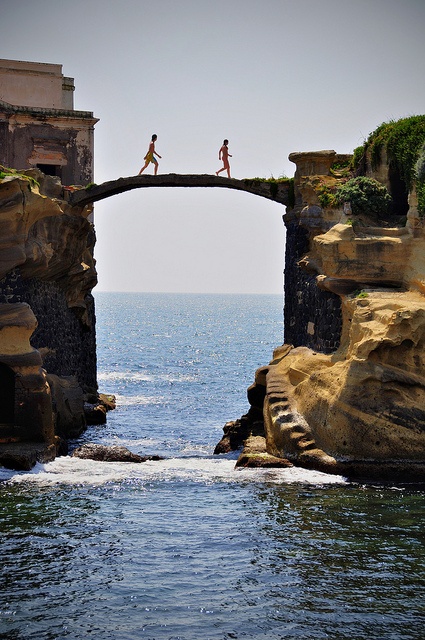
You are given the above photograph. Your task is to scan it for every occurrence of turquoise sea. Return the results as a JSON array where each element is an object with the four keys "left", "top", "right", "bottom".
[{"left": 0, "top": 292, "right": 424, "bottom": 639}]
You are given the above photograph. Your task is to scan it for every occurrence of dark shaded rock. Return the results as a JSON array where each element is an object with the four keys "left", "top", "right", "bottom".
[
  {"left": 71, "top": 443, "right": 164, "bottom": 463},
  {"left": 0, "top": 442, "right": 57, "bottom": 470},
  {"left": 47, "top": 373, "right": 86, "bottom": 438},
  {"left": 84, "top": 392, "right": 117, "bottom": 425},
  {"left": 84, "top": 402, "right": 107, "bottom": 425},
  {"left": 215, "top": 364, "right": 269, "bottom": 454},
  {"left": 247, "top": 381, "right": 267, "bottom": 410},
  {"left": 83, "top": 393, "right": 116, "bottom": 425},
  {"left": 214, "top": 408, "right": 265, "bottom": 454}
]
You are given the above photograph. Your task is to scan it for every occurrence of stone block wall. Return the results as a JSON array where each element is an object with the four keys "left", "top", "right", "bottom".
[
  {"left": 281, "top": 151, "right": 351, "bottom": 354},
  {"left": 283, "top": 216, "right": 342, "bottom": 354},
  {"left": 0, "top": 269, "right": 97, "bottom": 392}
]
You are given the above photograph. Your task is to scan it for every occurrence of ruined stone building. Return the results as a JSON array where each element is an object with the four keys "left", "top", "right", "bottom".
[{"left": 0, "top": 58, "right": 98, "bottom": 184}]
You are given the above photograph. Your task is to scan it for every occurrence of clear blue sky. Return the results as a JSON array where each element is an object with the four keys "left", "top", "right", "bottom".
[{"left": 1, "top": 0, "right": 424, "bottom": 293}]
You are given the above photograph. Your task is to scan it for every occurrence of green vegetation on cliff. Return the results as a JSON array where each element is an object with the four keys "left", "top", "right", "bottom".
[
  {"left": 243, "top": 176, "right": 295, "bottom": 207},
  {"left": 335, "top": 176, "right": 392, "bottom": 217},
  {"left": 416, "top": 142, "right": 425, "bottom": 216},
  {"left": 0, "top": 165, "right": 40, "bottom": 189},
  {"left": 353, "top": 115, "right": 425, "bottom": 215}
]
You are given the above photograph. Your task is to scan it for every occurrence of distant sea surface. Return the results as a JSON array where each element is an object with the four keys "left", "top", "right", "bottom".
[{"left": 1, "top": 292, "right": 424, "bottom": 640}]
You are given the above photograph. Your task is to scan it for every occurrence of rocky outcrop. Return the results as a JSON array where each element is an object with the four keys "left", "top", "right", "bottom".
[
  {"left": 218, "top": 134, "right": 425, "bottom": 482},
  {"left": 235, "top": 436, "right": 293, "bottom": 469},
  {"left": 0, "top": 171, "right": 97, "bottom": 323},
  {"left": 0, "top": 301, "right": 58, "bottom": 469},
  {"left": 71, "top": 443, "right": 164, "bottom": 463},
  {"left": 214, "top": 364, "right": 268, "bottom": 453},
  {"left": 0, "top": 170, "right": 100, "bottom": 469}
]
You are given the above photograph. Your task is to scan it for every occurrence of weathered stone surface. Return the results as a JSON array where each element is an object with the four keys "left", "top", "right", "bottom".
[
  {"left": 0, "top": 173, "right": 102, "bottom": 469},
  {"left": 278, "top": 148, "right": 425, "bottom": 480},
  {"left": 0, "top": 175, "right": 63, "bottom": 280},
  {"left": 98, "top": 393, "right": 116, "bottom": 412},
  {"left": 214, "top": 409, "right": 265, "bottom": 454},
  {"left": 217, "top": 143, "right": 425, "bottom": 481},
  {"left": 71, "top": 443, "right": 164, "bottom": 463},
  {"left": 0, "top": 173, "right": 96, "bottom": 322},
  {"left": 47, "top": 374, "right": 86, "bottom": 438},
  {"left": 0, "top": 302, "right": 55, "bottom": 447},
  {"left": 223, "top": 292, "right": 425, "bottom": 481},
  {"left": 310, "top": 223, "right": 413, "bottom": 290},
  {"left": 84, "top": 402, "right": 107, "bottom": 425},
  {"left": 83, "top": 393, "right": 116, "bottom": 425},
  {"left": 0, "top": 442, "right": 57, "bottom": 470},
  {"left": 235, "top": 436, "right": 293, "bottom": 469},
  {"left": 0, "top": 174, "right": 98, "bottom": 389},
  {"left": 0, "top": 301, "right": 38, "bottom": 355}
]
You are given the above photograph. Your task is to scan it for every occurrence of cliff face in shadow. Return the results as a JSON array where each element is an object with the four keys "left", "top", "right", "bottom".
[
  {"left": 217, "top": 128, "right": 425, "bottom": 482},
  {"left": 0, "top": 170, "right": 98, "bottom": 469}
]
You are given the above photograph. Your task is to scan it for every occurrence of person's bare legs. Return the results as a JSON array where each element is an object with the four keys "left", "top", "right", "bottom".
[
  {"left": 138, "top": 161, "right": 149, "bottom": 175},
  {"left": 216, "top": 162, "right": 230, "bottom": 177},
  {"left": 216, "top": 162, "right": 230, "bottom": 178},
  {"left": 154, "top": 160, "right": 159, "bottom": 175}
]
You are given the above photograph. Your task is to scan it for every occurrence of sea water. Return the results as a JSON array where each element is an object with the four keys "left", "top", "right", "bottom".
[{"left": 0, "top": 292, "right": 424, "bottom": 640}]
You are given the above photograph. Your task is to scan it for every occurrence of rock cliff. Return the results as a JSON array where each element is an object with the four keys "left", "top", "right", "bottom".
[
  {"left": 217, "top": 117, "right": 425, "bottom": 482},
  {"left": 0, "top": 169, "right": 100, "bottom": 469}
]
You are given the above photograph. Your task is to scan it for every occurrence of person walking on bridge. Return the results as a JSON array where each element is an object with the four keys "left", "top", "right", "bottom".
[
  {"left": 216, "top": 139, "right": 232, "bottom": 178},
  {"left": 138, "top": 134, "right": 162, "bottom": 175}
]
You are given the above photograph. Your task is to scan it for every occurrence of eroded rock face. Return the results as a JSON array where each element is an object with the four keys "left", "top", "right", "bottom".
[
  {"left": 264, "top": 150, "right": 425, "bottom": 480},
  {"left": 0, "top": 172, "right": 99, "bottom": 469},
  {"left": 0, "top": 172, "right": 96, "bottom": 321},
  {"left": 263, "top": 293, "right": 425, "bottom": 480},
  {"left": 0, "top": 302, "right": 57, "bottom": 469},
  {"left": 46, "top": 374, "right": 86, "bottom": 439},
  {"left": 218, "top": 148, "right": 425, "bottom": 481}
]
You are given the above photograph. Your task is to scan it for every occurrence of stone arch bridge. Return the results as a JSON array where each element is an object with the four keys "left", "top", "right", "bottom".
[{"left": 68, "top": 174, "right": 291, "bottom": 208}]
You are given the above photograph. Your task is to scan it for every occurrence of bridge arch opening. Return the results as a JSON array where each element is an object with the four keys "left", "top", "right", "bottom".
[
  {"left": 92, "top": 186, "right": 286, "bottom": 440},
  {"left": 93, "top": 187, "right": 286, "bottom": 296}
]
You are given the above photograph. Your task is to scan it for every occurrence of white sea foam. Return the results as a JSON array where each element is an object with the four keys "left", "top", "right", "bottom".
[
  {"left": 1, "top": 455, "right": 347, "bottom": 487},
  {"left": 97, "top": 370, "right": 152, "bottom": 382},
  {"left": 113, "top": 394, "right": 167, "bottom": 407},
  {"left": 97, "top": 370, "right": 198, "bottom": 384}
]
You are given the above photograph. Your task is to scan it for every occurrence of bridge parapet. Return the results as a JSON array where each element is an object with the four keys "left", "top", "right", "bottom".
[{"left": 68, "top": 174, "right": 291, "bottom": 208}]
